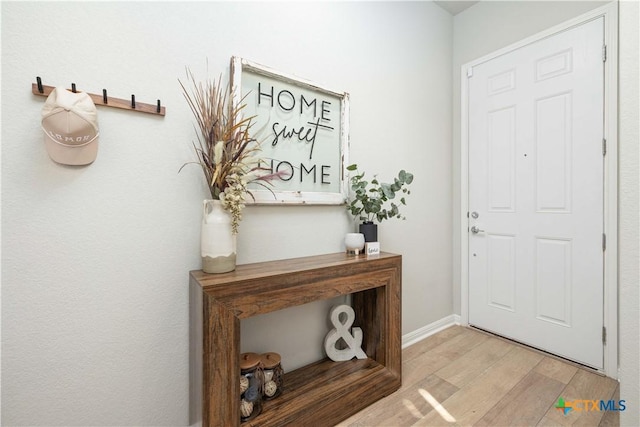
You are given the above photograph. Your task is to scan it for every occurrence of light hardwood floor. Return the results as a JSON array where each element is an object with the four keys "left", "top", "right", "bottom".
[{"left": 337, "top": 326, "right": 620, "bottom": 427}]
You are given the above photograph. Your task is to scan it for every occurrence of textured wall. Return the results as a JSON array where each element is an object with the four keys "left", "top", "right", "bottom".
[
  {"left": 1, "top": 2, "right": 453, "bottom": 425},
  {"left": 618, "top": 1, "right": 640, "bottom": 425}
]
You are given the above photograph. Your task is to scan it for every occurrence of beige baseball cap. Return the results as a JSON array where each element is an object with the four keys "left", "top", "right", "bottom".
[{"left": 41, "top": 87, "right": 99, "bottom": 165}]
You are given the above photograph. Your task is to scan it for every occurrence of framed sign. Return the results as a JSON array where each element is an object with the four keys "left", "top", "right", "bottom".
[{"left": 231, "top": 56, "right": 349, "bottom": 204}]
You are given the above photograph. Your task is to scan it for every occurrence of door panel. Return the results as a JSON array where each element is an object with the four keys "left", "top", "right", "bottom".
[
  {"left": 535, "top": 92, "right": 572, "bottom": 212},
  {"left": 487, "top": 234, "right": 516, "bottom": 311},
  {"left": 488, "top": 107, "right": 516, "bottom": 212},
  {"left": 535, "top": 237, "right": 572, "bottom": 326},
  {"left": 468, "top": 18, "right": 604, "bottom": 369}
]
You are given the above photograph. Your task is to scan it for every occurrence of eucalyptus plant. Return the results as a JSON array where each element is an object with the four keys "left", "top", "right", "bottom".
[{"left": 346, "top": 164, "right": 414, "bottom": 223}]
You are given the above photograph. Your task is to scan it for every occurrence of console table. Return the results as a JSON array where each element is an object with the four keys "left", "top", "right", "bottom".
[{"left": 189, "top": 252, "right": 402, "bottom": 426}]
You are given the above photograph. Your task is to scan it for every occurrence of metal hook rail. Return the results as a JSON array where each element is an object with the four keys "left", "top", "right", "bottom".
[{"left": 32, "top": 77, "right": 165, "bottom": 116}]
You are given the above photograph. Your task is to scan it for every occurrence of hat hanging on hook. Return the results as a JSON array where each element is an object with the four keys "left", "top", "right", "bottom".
[{"left": 41, "top": 87, "right": 100, "bottom": 166}]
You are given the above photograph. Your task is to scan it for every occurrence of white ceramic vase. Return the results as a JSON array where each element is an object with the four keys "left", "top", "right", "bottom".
[{"left": 201, "top": 199, "right": 237, "bottom": 273}]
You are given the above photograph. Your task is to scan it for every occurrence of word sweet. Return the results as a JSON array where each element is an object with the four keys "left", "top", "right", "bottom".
[{"left": 271, "top": 118, "right": 333, "bottom": 160}]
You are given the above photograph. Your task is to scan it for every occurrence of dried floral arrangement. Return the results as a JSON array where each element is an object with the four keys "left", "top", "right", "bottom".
[{"left": 179, "top": 68, "right": 278, "bottom": 233}]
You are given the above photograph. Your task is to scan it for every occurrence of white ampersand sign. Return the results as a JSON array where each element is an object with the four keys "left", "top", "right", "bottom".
[{"left": 323, "top": 304, "right": 367, "bottom": 361}]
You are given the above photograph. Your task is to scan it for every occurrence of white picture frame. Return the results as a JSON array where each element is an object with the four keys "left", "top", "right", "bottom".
[{"left": 230, "top": 56, "right": 350, "bottom": 205}]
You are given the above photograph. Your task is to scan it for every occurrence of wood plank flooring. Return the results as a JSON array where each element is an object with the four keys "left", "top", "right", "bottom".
[{"left": 337, "top": 326, "right": 619, "bottom": 427}]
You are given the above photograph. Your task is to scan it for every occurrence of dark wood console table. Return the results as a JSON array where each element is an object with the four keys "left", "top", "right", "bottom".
[{"left": 189, "top": 252, "right": 402, "bottom": 426}]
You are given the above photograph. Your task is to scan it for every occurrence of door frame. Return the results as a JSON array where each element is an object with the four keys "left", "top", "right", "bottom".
[{"left": 460, "top": 3, "right": 618, "bottom": 377}]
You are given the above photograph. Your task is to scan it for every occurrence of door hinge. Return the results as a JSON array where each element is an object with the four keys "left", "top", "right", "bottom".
[
  {"left": 602, "top": 326, "right": 607, "bottom": 345},
  {"left": 467, "top": 67, "right": 474, "bottom": 78},
  {"left": 603, "top": 45, "right": 607, "bottom": 62},
  {"left": 603, "top": 233, "right": 606, "bottom": 251},
  {"left": 603, "top": 138, "right": 607, "bottom": 156}
]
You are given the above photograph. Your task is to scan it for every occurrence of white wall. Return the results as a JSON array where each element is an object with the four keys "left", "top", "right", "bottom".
[
  {"left": 1, "top": 2, "right": 453, "bottom": 425},
  {"left": 452, "top": 1, "right": 639, "bottom": 425},
  {"left": 618, "top": 1, "right": 640, "bottom": 425}
]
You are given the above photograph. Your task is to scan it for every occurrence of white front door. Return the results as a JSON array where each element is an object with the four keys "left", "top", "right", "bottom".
[{"left": 468, "top": 17, "right": 604, "bottom": 369}]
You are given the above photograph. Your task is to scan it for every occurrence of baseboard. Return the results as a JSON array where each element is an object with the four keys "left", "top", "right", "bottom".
[{"left": 402, "top": 314, "right": 461, "bottom": 349}]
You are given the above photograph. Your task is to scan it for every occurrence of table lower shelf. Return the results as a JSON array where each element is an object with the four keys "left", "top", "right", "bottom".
[{"left": 245, "top": 357, "right": 401, "bottom": 427}]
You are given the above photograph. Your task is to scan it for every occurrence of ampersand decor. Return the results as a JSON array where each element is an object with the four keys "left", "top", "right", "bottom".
[{"left": 323, "top": 304, "right": 367, "bottom": 361}]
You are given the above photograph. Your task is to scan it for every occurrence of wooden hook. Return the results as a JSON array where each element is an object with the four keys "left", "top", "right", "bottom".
[{"left": 32, "top": 82, "right": 165, "bottom": 116}]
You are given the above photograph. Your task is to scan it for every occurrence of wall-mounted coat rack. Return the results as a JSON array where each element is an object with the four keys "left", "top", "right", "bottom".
[{"left": 32, "top": 77, "right": 166, "bottom": 116}]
